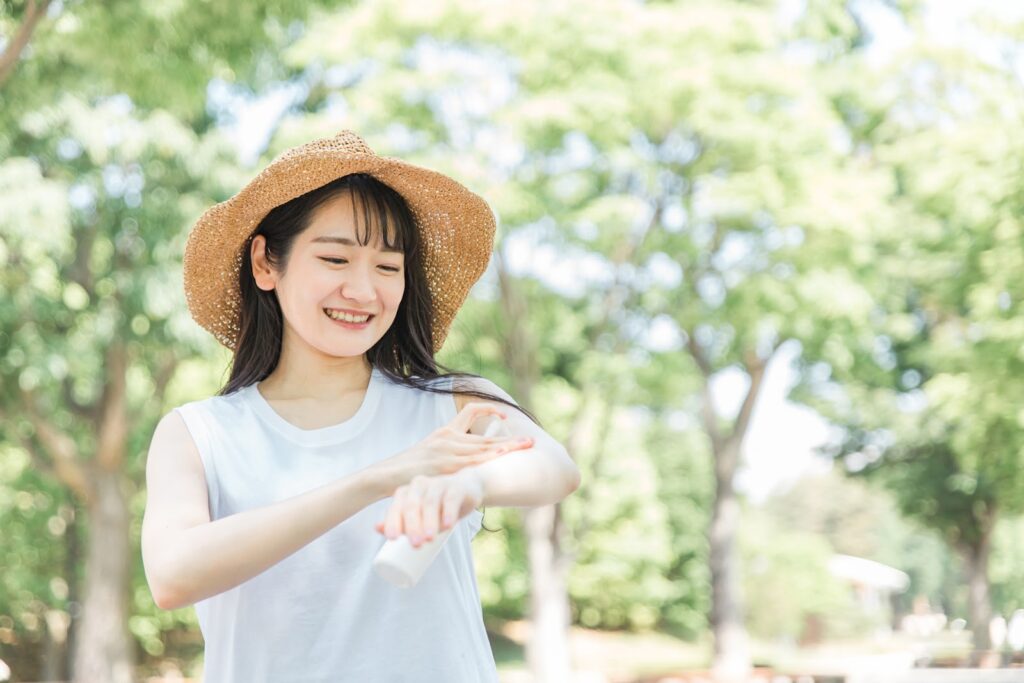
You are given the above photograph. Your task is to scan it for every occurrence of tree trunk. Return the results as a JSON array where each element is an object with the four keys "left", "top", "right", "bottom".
[
  {"left": 0, "top": 0, "right": 54, "bottom": 89},
  {"left": 71, "top": 470, "right": 134, "bottom": 683},
  {"left": 65, "top": 499, "right": 82, "bottom": 683},
  {"left": 688, "top": 343, "right": 771, "bottom": 681},
  {"left": 962, "top": 524, "right": 995, "bottom": 664},
  {"left": 709, "top": 442, "right": 751, "bottom": 682},
  {"left": 494, "top": 244, "right": 574, "bottom": 681},
  {"left": 525, "top": 503, "right": 573, "bottom": 682},
  {"left": 40, "top": 607, "right": 67, "bottom": 683}
]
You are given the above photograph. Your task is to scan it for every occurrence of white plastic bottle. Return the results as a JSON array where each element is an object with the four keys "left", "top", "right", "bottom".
[{"left": 373, "top": 414, "right": 509, "bottom": 588}]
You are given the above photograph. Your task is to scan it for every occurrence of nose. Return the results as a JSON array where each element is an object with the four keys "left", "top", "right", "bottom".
[{"left": 340, "top": 263, "right": 376, "bottom": 304}]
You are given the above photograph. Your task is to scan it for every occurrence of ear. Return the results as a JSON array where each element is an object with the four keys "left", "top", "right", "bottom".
[{"left": 250, "top": 235, "right": 278, "bottom": 291}]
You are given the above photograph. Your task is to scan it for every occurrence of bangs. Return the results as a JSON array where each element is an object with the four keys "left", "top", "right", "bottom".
[{"left": 344, "top": 177, "right": 410, "bottom": 255}]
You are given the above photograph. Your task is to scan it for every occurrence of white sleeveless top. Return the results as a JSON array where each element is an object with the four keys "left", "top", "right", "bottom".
[{"left": 172, "top": 367, "right": 496, "bottom": 683}]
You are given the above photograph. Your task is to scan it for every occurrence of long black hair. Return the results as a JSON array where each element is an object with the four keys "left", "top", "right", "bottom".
[{"left": 217, "top": 173, "right": 541, "bottom": 530}]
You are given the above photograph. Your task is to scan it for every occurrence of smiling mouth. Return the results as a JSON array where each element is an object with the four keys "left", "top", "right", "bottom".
[{"left": 323, "top": 308, "right": 375, "bottom": 324}]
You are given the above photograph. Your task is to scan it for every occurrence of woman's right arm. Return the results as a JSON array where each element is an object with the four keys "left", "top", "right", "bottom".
[{"left": 141, "top": 411, "right": 396, "bottom": 611}]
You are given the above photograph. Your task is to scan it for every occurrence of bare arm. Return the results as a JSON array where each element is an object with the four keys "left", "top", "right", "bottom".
[
  {"left": 455, "top": 378, "right": 581, "bottom": 508},
  {"left": 473, "top": 444, "right": 579, "bottom": 508},
  {"left": 141, "top": 411, "right": 394, "bottom": 611}
]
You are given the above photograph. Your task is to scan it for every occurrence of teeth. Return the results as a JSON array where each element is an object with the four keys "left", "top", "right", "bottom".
[{"left": 324, "top": 309, "right": 371, "bottom": 323}]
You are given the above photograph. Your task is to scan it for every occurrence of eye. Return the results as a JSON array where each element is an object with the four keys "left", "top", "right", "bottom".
[{"left": 320, "top": 257, "right": 401, "bottom": 272}]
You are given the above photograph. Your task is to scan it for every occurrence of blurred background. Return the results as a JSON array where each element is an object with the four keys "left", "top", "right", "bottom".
[{"left": 2, "top": 0, "right": 1024, "bottom": 681}]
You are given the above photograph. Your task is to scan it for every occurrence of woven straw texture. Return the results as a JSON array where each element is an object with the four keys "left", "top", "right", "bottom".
[{"left": 182, "top": 130, "right": 496, "bottom": 355}]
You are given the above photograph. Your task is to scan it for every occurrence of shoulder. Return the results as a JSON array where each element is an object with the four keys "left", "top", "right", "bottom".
[
  {"left": 175, "top": 387, "right": 248, "bottom": 414},
  {"left": 451, "top": 374, "right": 518, "bottom": 413},
  {"left": 146, "top": 410, "right": 207, "bottom": 494},
  {"left": 166, "top": 389, "right": 249, "bottom": 435}
]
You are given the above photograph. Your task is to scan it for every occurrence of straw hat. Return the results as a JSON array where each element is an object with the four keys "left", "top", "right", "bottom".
[{"left": 182, "top": 129, "right": 497, "bottom": 355}]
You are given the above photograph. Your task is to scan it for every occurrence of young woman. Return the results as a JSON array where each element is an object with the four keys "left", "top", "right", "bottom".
[{"left": 140, "top": 130, "right": 580, "bottom": 682}]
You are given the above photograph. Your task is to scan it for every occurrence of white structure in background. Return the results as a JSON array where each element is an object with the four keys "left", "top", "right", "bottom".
[
  {"left": 828, "top": 554, "right": 910, "bottom": 636},
  {"left": 900, "top": 595, "right": 948, "bottom": 638},
  {"left": 1007, "top": 609, "right": 1024, "bottom": 652},
  {"left": 991, "top": 615, "right": 1008, "bottom": 650}
]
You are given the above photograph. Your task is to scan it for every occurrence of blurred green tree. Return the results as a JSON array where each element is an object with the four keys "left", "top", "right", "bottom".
[
  {"left": 761, "top": 464, "right": 960, "bottom": 625},
  {"left": 0, "top": 96, "right": 237, "bottom": 683},
  {"left": 740, "top": 514, "right": 852, "bottom": 645},
  {"left": 0, "top": 2, "right": 353, "bottom": 680},
  {"left": 790, "top": 2, "right": 1024, "bottom": 656}
]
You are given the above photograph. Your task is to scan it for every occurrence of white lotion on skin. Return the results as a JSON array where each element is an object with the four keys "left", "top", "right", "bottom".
[{"left": 373, "top": 414, "right": 509, "bottom": 588}]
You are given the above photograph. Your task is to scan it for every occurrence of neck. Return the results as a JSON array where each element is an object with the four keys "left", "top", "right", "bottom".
[{"left": 258, "top": 339, "right": 373, "bottom": 402}]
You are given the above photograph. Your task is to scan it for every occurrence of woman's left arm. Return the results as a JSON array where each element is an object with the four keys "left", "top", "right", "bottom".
[
  {"left": 374, "top": 377, "right": 581, "bottom": 545},
  {"left": 457, "top": 376, "right": 580, "bottom": 507}
]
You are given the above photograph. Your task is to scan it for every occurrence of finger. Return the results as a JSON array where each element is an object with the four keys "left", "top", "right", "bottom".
[
  {"left": 384, "top": 506, "right": 402, "bottom": 540},
  {"left": 384, "top": 488, "right": 407, "bottom": 540},
  {"left": 448, "top": 439, "right": 535, "bottom": 471},
  {"left": 403, "top": 506, "right": 423, "bottom": 548},
  {"left": 421, "top": 482, "right": 446, "bottom": 542},
  {"left": 403, "top": 481, "right": 426, "bottom": 546},
  {"left": 451, "top": 402, "right": 507, "bottom": 434},
  {"left": 443, "top": 439, "right": 501, "bottom": 456},
  {"left": 489, "top": 437, "right": 534, "bottom": 455},
  {"left": 443, "top": 434, "right": 533, "bottom": 456},
  {"left": 465, "top": 452, "right": 511, "bottom": 468},
  {"left": 440, "top": 489, "right": 462, "bottom": 530},
  {"left": 473, "top": 448, "right": 520, "bottom": 463},
  {"left": 451, "top": 433, "right": 505, "bottom": 445}
]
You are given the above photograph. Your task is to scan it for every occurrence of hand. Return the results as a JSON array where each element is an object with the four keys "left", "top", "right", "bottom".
[
  {"left": 374, "top": 470, "right": 485, "bottom": 548},
  {"left": 374, "top": 401, "right": 534, "bottom": 484}
]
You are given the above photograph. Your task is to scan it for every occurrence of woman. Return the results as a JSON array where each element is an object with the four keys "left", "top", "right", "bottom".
[{"left": 140, "top": 130, "right": 580, "bottom": 682}]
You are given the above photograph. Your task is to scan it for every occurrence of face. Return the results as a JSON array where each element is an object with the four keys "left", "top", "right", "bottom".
[{"left": 250, "top": 191, "right": 406, "bottom": 360}]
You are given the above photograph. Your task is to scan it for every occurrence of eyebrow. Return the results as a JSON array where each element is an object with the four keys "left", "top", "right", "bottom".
[{"left": 310, "top": 236, "right": 403, "bottom": 254}]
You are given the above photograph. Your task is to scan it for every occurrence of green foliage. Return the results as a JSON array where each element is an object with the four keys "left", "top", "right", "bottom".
[
  {"left": 787, "top": 4, "right": 1024, "bottom": 647},
  {"left": 0, "top": 445, "right": 77, "bottom": 672},
  {"left": 0, "top": 0, "right": 355, "bottom": 134},
  {"left": 989, "top": 515, "right": 1024, "bottom": 619},
  {"left": 740, "top": 513, "right": 853, "bottom": 643},
  {"left": 5, "top": 0, "right": 1023, "bottom": 676},
  {"left": 648, "top": 423, "right": 713, "bottom": 638},
  {"left": 0, "top": 100, "right": 235, "bottom": 673},
  {"left": 761, "top": 464, "right": 963, "bottom": 620},
  {"left": 0, "top": 1, "right": 354, "bottom": 677}
]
